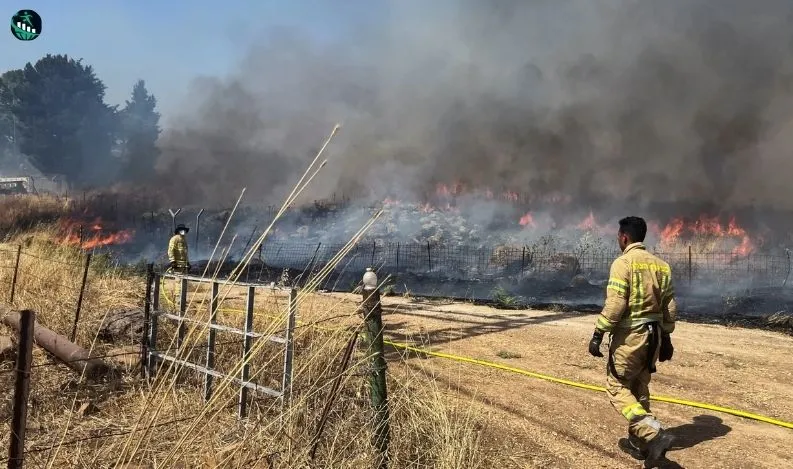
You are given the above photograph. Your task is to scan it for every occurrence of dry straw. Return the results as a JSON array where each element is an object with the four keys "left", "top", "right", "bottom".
[{"left": 0, "top": 125, "right": 492, "bottom": 468}]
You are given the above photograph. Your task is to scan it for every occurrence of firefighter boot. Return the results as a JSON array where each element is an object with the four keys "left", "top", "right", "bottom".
[
  {"left": 618, "top": 435, "right": 648, "bottom": 460},
  {"left": 643, "top": 430, "right": 675, "bottom": 468}
]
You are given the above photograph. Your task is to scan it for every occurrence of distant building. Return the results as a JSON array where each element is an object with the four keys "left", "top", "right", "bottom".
[{"left": 0, "top": 152, "right": 68, "bottom": 195}]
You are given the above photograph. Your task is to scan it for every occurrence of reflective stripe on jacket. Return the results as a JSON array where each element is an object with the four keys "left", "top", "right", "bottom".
[
  {"left": 168, "top": 234, "right": 189, "bottom": 267},
  {"left": 596, "top": 242, "right": 677, "bottom": 334}
]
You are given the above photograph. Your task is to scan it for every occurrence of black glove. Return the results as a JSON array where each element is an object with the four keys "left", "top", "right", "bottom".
[
  {"left": 588, "top": 330, "right": 604, "bottom": 357},
  {"left": 659, "top": 333, "right": 674, "bottom": 362},
  {"left": 168, "top": 261, "right": 175, "bottom": 270}
]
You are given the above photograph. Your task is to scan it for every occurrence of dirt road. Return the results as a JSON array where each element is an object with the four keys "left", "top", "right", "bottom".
[{"left": 321, "top": 293, "right": 793, "bottom": 468}]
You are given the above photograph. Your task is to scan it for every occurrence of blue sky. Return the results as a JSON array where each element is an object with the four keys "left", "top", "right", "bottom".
[{"left": 1, "top": 1, "right": 383, "bottom": 124}]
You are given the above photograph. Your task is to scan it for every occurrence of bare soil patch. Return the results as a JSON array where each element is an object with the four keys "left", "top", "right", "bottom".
[{"left": 302, "top": 292, "right": 793, "bottom": 468}]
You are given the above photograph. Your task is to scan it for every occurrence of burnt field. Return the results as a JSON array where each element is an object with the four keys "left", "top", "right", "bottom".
[
  {"left": 28, "top": 190, "right": 793, "bottom": 329},
  {"left": 177, "top": 251, "right": 793, "bottom": 335}
]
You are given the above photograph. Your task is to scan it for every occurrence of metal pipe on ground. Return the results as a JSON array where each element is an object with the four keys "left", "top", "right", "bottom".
[{"left": 1, "top": 307, "right": 113, "bottom": 380}]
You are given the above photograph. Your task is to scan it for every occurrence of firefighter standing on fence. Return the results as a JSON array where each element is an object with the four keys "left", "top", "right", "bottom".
[
  {"left": 588, "top": 216, "right": 678, "bottom": 467},
  {"left": 168, "top": 223, "right": 190, "bottom": 274}
]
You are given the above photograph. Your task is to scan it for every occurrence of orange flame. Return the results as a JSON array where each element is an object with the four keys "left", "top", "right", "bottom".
[
  {"left": 519, "top": 212, "right": 535, "bottom": 228},
  {"left": 659, "top": 218, "right": 685, "bottom": 245},
  {"left": 578, "top": 212, "right": 596, "bottom": 230},
  {"left": 68, "top": 231, "right": 135, "bottom": 249},
  {"left": 60, "top": 217, "right": 135, "bottom": 249},
  {"left": 655, "top": 215, "right": 756, "bottom": 257}
]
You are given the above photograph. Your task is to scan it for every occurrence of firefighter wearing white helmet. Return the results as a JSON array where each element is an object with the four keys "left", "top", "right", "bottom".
[{"left": 168, "top": 224, "right": 190, "bottom": 274}]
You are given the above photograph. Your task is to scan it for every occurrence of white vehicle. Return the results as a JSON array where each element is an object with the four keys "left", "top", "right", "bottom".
[{"left": 0, "top": 176, "right": 36, "bottom": 195}]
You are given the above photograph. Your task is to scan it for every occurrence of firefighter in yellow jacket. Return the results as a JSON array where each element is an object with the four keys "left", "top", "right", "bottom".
[
  {"left": 588, "top": 216, "right": 677, "bottom": 467},
  {"left": 168, "top": 224, "right": 190, "bottom": 274}
]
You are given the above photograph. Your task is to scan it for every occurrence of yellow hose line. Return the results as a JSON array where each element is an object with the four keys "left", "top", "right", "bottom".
[
  {"left": 383, "top": 340, "right": 793, "bottom": 430},
  {"left": 156, "top": 284, "right": 793, "bottom": 430}
]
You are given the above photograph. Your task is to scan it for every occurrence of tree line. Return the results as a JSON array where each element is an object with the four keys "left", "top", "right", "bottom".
[{"left": 0, "top": 54, "right": 160, "bottom": 187}]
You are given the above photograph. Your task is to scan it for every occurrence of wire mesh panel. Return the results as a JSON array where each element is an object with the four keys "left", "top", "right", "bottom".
[
  {"left": 146, "top": 273, "right": 296, "bottom": 417},
  {"left": 251, "top": 241, "right": 790, "bottom": 292}
]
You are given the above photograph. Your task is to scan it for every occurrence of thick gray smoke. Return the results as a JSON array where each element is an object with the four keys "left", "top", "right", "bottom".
[{"left": 157, "top": 0, "right": 793, "bottom": 215}]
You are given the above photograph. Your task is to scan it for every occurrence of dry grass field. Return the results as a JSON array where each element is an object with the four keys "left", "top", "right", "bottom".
[
  {"left": 0, "top": 230, "right": 492, "bottom": 468},
  {"left": 0, "top": 195, "right": 791, "bottom": 468}
]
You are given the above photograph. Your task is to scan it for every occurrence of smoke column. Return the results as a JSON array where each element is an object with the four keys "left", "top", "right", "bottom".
[{"left": 156, "top": 0, "right": 793, "bottom": 217}]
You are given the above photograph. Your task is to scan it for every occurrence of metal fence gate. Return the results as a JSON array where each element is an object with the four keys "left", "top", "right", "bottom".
[{"left": 143, "top": 271, "right": 296, "bottom": 418}]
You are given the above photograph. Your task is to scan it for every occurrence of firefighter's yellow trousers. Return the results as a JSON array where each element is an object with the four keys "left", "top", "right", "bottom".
[{"left": 606, "top": 325, "right": 663, "bottom": 445}]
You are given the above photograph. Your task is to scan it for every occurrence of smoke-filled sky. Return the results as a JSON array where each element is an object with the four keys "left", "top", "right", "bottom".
[
  {"left": 157, "top": 0, "right": 793, "bottom": 213},
  {"left": 6, "top": 1, "right": 793, "bottom": 214}
]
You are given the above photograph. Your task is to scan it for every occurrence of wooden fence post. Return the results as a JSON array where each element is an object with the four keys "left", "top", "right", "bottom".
[
  {"left": 177, "top": 277, "right": 188, "bottom": 349},
  {"left": 360, "top": 268, "right": 390, "bottom": 469},
  {"left": 147, "top": 274, "right": 161, "bottom": 375},
  {"left": 70, "top": 252, "right": 92, "bottom": 343},
  {"left": 204, "top": 281, "right": 219, "bottom": 401},
  {"left": 282, "top": 289, "right": 297, "bottom": 408},
  {"left": 8, "top": 310, "right": 34, "bottom": 469},
  {"left": 426, "top": 241, "right": 432, "bottom": 271},
  {"left": 688, "top": 245, "right": 693, "bottom": 287},
  {"left": 141, "top": 264, "right": 154, "bottom": 376},
  {"left": 9, "top": 245, "right": 21, "bottom": 304},
  {"left": 238, "top": 286, "right": 256, "bottom": 418}
]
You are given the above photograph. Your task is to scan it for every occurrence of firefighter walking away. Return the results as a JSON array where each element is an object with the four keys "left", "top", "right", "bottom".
[
  {"left": 587, "top": 216, "right": 677, "bottom": 468},
  {"left": 168, "top": 223, "right": 191, "bottom": 274}
]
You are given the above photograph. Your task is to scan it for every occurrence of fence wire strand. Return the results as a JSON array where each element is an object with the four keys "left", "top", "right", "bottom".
[{"left": 19, "top": 250, "right": 83, "bottom": 268}]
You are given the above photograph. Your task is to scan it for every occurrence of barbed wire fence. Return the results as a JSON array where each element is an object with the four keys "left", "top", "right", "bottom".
[
  {"left": 0, "top": 245, "right": 96, "bottom": 342},
  {"left": 0, "top": 244, "right": 324, "bottom": 467},
  {"left": 244, "top": 241, "right": 793, "bottom": 296},
  {"left": 0, "top": 252, "right": 244, "bottom": 467}
]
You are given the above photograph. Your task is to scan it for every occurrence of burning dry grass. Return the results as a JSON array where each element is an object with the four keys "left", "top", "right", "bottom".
[
  {"left": 0, "top": 231, "right": 495, "bottom": 468},
  {"left": 0, "top": 228, "right": 141, "bottom": 341}
]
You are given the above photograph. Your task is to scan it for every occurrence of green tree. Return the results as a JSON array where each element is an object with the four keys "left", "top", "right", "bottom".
[
  {"left": 0, "top": 54, "right": 118, "bottom": 186},
  {"left": 0, "top": 69, "right": 23, "bottom": 169},
  {"left": 120, "top": 79, "right": 161, "bottom": 182}
]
